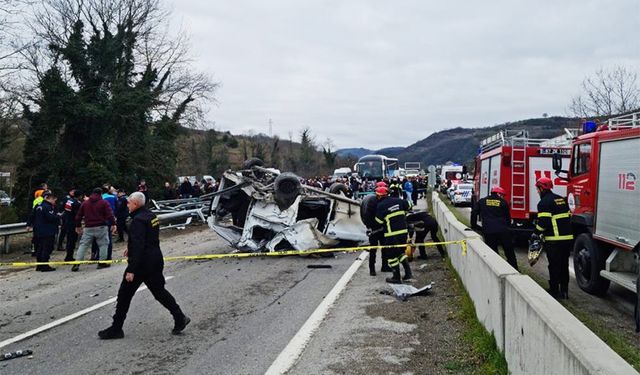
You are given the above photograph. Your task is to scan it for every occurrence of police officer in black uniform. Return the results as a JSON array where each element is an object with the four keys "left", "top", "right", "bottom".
[
  {"left": 375, "top": 186, "right": 412, "bottom": 284},
  {"left": 471, "top": 186, "right": 519, "bottom": 271},
  {"left": 98, "top": 192, "right": 190, "bottom": 339},
  {"left": 408, "top": 211, "right": 446, "bottom": 259},
  {"left": 532, "top": 177, "right": 573, "bottom": 299},
  {"left": 62, "top": 190, "right": 83, "bottom": 261},
  {"left": 33, "top": 191, "right": 59, "bottom": 272}
]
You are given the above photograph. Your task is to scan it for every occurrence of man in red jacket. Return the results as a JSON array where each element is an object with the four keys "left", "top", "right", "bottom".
[{"left": 73, "top": 188, "right": 117, "bottom": 271}]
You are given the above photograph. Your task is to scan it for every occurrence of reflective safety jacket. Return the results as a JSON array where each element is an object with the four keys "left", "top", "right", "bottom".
[
  {"left": 374, "top": 196, "right": 410, "bottom": 238},
  {"left": 471, "top": 193, "right": 510, "bottom": 234},
  {"left": 534, "top": 191, "right": 573, "bottom": 242}
]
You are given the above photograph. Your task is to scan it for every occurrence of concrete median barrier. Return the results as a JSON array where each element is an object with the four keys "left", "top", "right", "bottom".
[
  {"left": 504, "top": 275, "right": 638, "bottom": 375},
  {"left": 431, "top": 192, "right": 638, "bottom": 374}
]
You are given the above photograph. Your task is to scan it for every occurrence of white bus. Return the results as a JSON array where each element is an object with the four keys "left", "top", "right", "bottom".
[{"left": 354, "top": 155, "right": 399, "bottom": 180}]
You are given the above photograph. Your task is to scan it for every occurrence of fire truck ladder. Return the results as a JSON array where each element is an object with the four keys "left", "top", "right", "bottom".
[{"left": 510, "top": 138, "right": 527, "bottom": 211}]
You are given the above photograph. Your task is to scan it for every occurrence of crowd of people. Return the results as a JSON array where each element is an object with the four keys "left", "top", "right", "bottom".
[
  {"left": 302, "top": 175, "right": 428, "bottom": 202},
  {"left": 162, "top": 178, "right": 218, "bottom": 200}
]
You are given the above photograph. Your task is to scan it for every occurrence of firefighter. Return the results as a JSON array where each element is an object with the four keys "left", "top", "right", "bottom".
[
  {"left": 408, "top": 211, "right": 446, "bottom": 259},
  {"left": 375, "top": 186, "right": 412, "bottom": 284},
  {"left": 389, "top": 178, "right": 403, "bottom": 198},
  {"left": 362, "top": 182, "right": 392, "bottom": 276},
  {"left": 532, "top": 177, "right": 573, "bottom": 299},
  {"left": 471, "top": 186, "right": 519, "bottom": 271}
]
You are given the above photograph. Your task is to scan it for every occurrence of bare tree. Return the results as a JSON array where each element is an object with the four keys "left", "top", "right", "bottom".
[
  {"left": 23, "top": 0, "right": 217, "bottom": 126},
  {"left": 569, "top": 66, "right": 640, "bottom": 117}
]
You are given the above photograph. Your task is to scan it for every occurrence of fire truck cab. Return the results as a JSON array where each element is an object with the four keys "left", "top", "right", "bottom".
[
  {"left": 553, "top": 112, "right": 639, "bottom": 295},
  {"left": 473, "top": 129, "right": 575, "bottom": 235}
]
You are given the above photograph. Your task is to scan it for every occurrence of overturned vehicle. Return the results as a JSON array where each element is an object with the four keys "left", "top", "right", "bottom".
[{"left": 207, "top": 160, "right": 369, "bottom": 252}]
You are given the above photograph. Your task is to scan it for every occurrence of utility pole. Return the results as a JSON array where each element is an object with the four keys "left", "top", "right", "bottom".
[{"left": 269, "top": 118, "right": 273, "bottom": 138}]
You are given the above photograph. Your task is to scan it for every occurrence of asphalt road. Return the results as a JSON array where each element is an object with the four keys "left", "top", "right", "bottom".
[{"left": 0, "top": 229, "right": 361, "bottom": 375}]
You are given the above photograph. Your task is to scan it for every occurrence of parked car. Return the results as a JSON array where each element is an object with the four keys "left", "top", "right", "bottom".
[
  {"left": 446, "top": 183, "right": 459, "bottom": 201},
  {"left": 450, "top": 183, "right": 473, "bottom": 206},
  {"left": 0, "top": 190, "right": 11, "bottom": 206}
]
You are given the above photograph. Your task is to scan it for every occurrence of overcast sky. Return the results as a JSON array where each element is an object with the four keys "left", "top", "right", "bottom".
[{"left": 171, "top": 0, "right": 639, "bottom": 149}]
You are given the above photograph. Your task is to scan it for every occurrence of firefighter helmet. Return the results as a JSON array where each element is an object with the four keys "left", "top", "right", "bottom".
[
  {"left": 535, "top": 177, "right": 553, "bottom": 190},
  {"left": 375, "top": 186, "right": 389, "bottom": 196},
  {"left": 491, "top": 186, "right": 506, "bottom": 195},
  {"left": 375, "top": 181, "right": 388, "bottom": 188}
]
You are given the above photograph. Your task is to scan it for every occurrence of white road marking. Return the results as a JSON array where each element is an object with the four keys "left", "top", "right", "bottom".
[
  {"left": 0, "top": 276, "right": 174, "bottom": 349},
  {"left": 265, "top": 252, "right": 368, "bottom": 375}
]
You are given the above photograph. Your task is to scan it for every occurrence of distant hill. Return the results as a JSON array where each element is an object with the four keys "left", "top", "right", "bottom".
[
  {"left": 335, "top": 147, "right": 373, "bottom": 159},
  {"left": 339, "top": 116, "right": 581, "bottom": 168}
]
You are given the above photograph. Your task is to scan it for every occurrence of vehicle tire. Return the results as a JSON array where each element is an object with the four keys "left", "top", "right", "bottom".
[
  {"left": 242, "top": 158, "right": 264, "bottom": 169},
  {"left": 573, "top": 233, "right": 611, "bottom": 296},
  {"left": 329, "top": 183, "right": 349, "bottom": 196},
  {"left": 360, "top": 195, "right": 376, "bottom": 223},
  {"left": 274, "top": 172, "right": 301, "bottom": 210}
]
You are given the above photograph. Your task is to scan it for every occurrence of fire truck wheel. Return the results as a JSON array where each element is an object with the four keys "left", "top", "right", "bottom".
[
  {"left": 329, "top": 183, "right": 349, "bottom": 196},
  {"left": 573, "top": 233, "right": 611, "bottom": 296}
]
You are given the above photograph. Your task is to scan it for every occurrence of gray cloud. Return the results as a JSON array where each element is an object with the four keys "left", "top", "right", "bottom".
[{"left": 173, "top": 0, "right": 640, "bottom": 149}]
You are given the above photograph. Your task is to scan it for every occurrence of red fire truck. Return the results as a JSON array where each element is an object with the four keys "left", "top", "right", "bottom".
[
  {"left": 472, "top": 129, "right": 575, "bottom": 235},
  {"left": 552, "top": 112, "right": 639, "bottom": 295}
]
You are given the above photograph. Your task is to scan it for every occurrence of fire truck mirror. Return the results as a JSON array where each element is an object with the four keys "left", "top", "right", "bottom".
[
  {"left": 552, "top": 153, "right": 562, "bottom": 172},
  {"left": 462, "top": 165, "right": 468, "bottom": 175}
]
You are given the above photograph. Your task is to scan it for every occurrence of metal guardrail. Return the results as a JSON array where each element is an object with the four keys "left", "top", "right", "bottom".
[{"left": 0, "top": 222, "right": 29, "bottom": 254}]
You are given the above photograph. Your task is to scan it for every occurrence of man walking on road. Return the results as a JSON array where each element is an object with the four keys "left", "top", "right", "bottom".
[
  {"left": 471, "top": 186, "right": 519, "bottom": 271},
  {"left": 98, "top": 192, "right": 190, "bottom": 340},
  {"left": 73, "top": 188, "right": 117, "bottom": 271}
]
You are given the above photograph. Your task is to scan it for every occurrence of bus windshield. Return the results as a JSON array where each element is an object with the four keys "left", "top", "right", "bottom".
[{"left": 357, "top": 161, "right": 383, "bottom": 179}]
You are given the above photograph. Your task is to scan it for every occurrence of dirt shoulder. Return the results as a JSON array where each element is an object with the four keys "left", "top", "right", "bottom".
[{"left": 290, "top": 248, "right": 506, "bottom": 375}]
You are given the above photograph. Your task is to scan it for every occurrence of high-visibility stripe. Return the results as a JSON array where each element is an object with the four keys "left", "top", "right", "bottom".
[
  {"left": 384, "top": 229, "right": 408, "bottom": 238},
  {"left": 552, "top": 213, "right": 571, "bottom": 219},
  {"left": 550, "top": 212, "right": 571, "bottom": 238},
  {"left": 388, "top": 258, "right": 400, "bottom": 266},
  {"left": 399, "top": 254, "right": 408, "bottom": 263},
  {"left": 383, "top": 210, "right": 407, "bottom": 237},
  {"left": 375, "top": 217, "right": 384, "bottom": 224},
  {"left": 535, "top": 225, "right": 545, "bottom": 231},
  {"left": 537, "top": 212, "right": 552, "bottom": 218},
  {"left": 545, "top": 235, "right": 574, "bottom": 241}
]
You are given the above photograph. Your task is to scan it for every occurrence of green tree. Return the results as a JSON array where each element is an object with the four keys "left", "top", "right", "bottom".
[{"left": 14, "top": 0, "right": 215, "bottom": 215}]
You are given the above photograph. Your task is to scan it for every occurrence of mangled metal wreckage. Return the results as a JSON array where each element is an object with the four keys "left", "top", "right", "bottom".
[{"left": 207, "top": 164, "right": 368, "bottom": 252}]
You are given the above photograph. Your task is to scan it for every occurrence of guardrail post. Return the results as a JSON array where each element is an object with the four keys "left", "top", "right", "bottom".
[{"left": 3, "top": 235, "right": 9, "bottom": 254}]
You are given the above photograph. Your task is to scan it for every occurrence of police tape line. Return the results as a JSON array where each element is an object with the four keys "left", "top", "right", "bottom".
[{"left": 0, "top": 240, "right": 469, "bottom": 268}]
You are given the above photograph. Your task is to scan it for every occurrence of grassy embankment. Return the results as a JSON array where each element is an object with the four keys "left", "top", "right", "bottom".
[{"left": 426, "top": 193, "right": 509, "bottom": 374}]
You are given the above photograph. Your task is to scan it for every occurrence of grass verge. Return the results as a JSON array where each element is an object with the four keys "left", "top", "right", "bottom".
[
  {"left": 425, "top": 193, "right": 509, "bottom": 374},
  {"left": 447, "top": 257, "right": 510, "bottom": 374}
]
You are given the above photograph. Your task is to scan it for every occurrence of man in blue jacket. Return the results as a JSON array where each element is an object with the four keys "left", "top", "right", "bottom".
[{"left": 33, "top": 191, "right": 60, "bottom": 272}]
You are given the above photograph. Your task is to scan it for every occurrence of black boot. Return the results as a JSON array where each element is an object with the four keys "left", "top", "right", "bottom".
[
  {"left": 172, "top": 315, "right": 191, "bottom": 335},
  {"left": 385, "top": 266, "right": 402, "bottom": 284},
  {"left": 418, "top": 248, "right": 428, "bottom": 260},
  {"left": 547, "top": 281, "right": 559, "bottom": 298},
  {"left": 40, "top": 266, "right": 56, "bottom": 272},
  {"left": 98, "top": 326, "right": 124, "bottom": 340},
  {"left": 559, "top": 285, "right": 569, "bottom": 300},
  {"left": 401, "top": 260, "right": 413, "bottom": 281}
]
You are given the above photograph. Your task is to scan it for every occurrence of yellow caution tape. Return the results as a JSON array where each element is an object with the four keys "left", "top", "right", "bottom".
[{"left": 0, "top": 240, "right": 468, "bottom": 268}]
